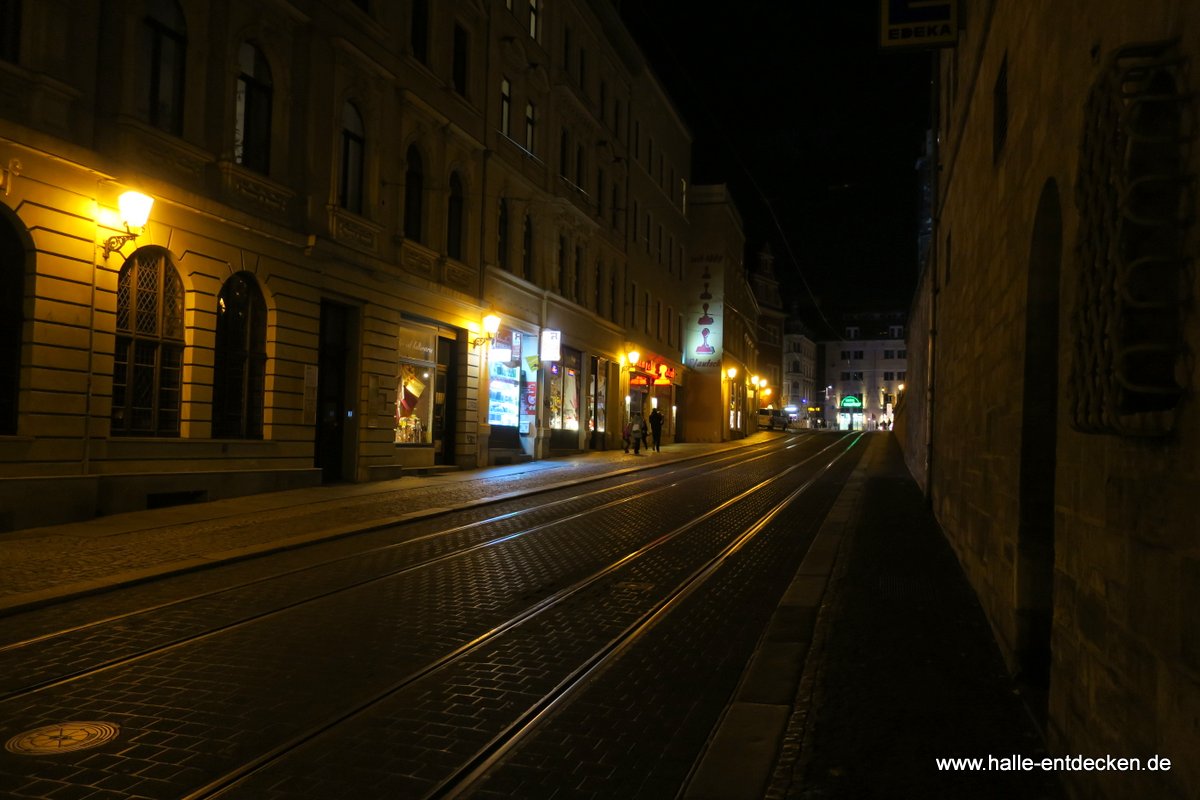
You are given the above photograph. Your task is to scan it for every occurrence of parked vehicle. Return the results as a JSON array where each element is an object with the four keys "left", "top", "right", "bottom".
[{"left": 757, "top": 409, "right": 789, "bottom": 431}]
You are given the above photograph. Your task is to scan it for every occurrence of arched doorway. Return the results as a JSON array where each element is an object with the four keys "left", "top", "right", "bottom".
[{"left": 1016, "top": 178, "right": 1062, "bottom": 724}]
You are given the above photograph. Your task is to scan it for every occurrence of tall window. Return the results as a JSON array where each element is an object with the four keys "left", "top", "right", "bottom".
[
  {"left": 522, "top": 214, "right": 533, "bottom": 279},
  {"left": 339, "top": 102, "right": 365, "bottom": 214},
  {"left": 525, "top": 102, "right": 536, "bottom": 152},
  {"left": 0, "top": 214, "right": 24, "bottom": 434},
  {"left": 573, "top": 245, "right": 583, "bottom": 303},
  {"left": 993, "top": 55, "right": 1008, "bottom": 162},
  {"left": 498, "top": 199, "right": 510, "bottom": 271},
  {"left": 557, "top": 235, "right": 567, "bottom": 295},
  {"left": 138, "top": 0, "right": 187, "bottom": 135},
  {"left": 528, "top": 0, "right": 538, "bottom": 39},
  {"left": 234, "top": 42, "right": 272, "bottom": 174},
  {"left": 212, "top": 273, "right": 266, "bottom": 439},
  {"left": 404, "top": 145, "right": 423, "bottom": 242},
  {"left": 411, "top": 0, "right": 429, "bottom": 63},
  {"left": 594, "top": 260, "right": 603, "bottom": 312},
  {"left": 500, "top": 77, "right": 512, "bottom": 137},
  {"left": 559, "top": 128, "right": 569, "bottom": 178},
  {"left": 452, "top": 24, "right": 468, "bottom": 96},
  {"left": 447, "top": 172, "right": 465, "bottom": 260},
  {"left": 111, "top": 248, "right": 184, "bottom": 437},
  {"left": 0, "top": 0, "right": 20, "bottom": 63}
]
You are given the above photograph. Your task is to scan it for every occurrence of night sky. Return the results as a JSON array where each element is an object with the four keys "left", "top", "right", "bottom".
[{"left": 618, "top": 2, "right": 933, "bottom": 333}]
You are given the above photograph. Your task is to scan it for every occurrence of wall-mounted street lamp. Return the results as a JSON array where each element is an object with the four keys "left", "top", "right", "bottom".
[
  {"left": 626, "top": 349, "right": 640, "bottom": 368},
  {"left": 726, "top": 366, "right": 738, "bottom": 380},
  {"left": 102, "top": 191, "right": 154, "bottom": 259},
  {"left": 471, "top": 313, "right": 502, "bottom": 349}
]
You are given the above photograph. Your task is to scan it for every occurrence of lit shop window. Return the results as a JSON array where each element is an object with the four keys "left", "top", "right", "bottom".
[
  {"left": 394, "top": 322, "right": 437, "bottom": 444},
  {"left": 488, "top": 330, "right": 539, "bottom": 433},
  {"left": 548, "top": 346, "right": 582, "bottom": 431}
]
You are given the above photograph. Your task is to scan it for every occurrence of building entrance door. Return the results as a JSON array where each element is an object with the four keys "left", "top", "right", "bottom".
[{"left": 315, "top": 300, "right": 354, "bottom": 482}]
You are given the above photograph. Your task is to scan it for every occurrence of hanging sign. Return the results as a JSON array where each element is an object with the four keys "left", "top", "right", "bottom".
[{"left": 540, "top": 329, "right": 561, "bottom": 362}]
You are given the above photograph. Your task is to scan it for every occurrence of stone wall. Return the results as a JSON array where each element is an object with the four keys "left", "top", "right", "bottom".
[{"left": 901, "top": 3, "right": 1200, "bottom": 798}]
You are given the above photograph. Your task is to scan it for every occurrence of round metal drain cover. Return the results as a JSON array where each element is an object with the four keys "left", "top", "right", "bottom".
[{"left": 6, "top": 722, "right": 120, "bottom": 755}]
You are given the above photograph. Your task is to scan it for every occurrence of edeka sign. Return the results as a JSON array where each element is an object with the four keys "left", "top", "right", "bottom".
[{"left": 880, "top": 0, "right": 957, "bottom": 50}]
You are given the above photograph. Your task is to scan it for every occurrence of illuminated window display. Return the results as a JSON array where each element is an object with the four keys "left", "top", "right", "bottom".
[
  {"left": 395, "top": 322, "right": 438, "bottom": 445},
  {"left": 548, "top": 346, "right": 582, "bottom": 431},
  {"left": 488, "top": 329, "right": 521, "bottom": 428}
]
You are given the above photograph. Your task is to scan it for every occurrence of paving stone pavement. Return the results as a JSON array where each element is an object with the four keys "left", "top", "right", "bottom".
[{"left": 0, "top": 432, "right": 1080, "bottom": 799}]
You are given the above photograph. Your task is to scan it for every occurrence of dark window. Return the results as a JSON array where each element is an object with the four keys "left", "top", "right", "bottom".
[
  {"left": 404, "top": 145, "right": 423, "bottom": 242},
  {"left": 993, "top": 55, "right": 1008, "bottom": 161},
  {"left": 528, "top": 0, "right": 538, "bottom": 39},
  {"left": 0, "top": 0, "right": 20, "bottom": 63},
  {"left": 447, "top": 173, "right": 465, "bottom": 260},
  {"left": 525, "top": 102, "right": 535, "bottom": 152},
  {"left": 522, "top": 214, "right": 533, "bottom": 279},
  {"left": 500, "top": 77, "right": 511, "bottom": 136},
  {"left": 411, "top": 0, "right": 429, "bottom": 63},
  {"left": 0, "top": 214, "right": 24, "bottom": 434},
  {"left": 594, "top": 261, "right": 603, "bottom": 312},
  {"left": 111, "top": 248, "right": 184, "bottom": 437},
  {"left": 574, "top": 245, "right": 583, "bottom": 302},
  {"left": 575, "top": 145, "right": 584, "bottom": 186},
  {"left": 234, "top": 42, "right": 272, "bottom": 174},
  {"left": 498, "top": 199, "right": 510, "bottom": 271},
  {"left": 452, "top": 24, "right": 468, "bottom": 96},
  {"left": 559, "top": 128, "right": 569, "bottom": 178},
  {"left": 557, "top": 235, "right": 567, "bottom": 295},
  {"left": 138, "top": 0, "right": 187, "bottom": 135},
  {"left": 339, "top": 102, "right": 365, "bottom": 214},
  {"left": 212, "top": 273, "right": 266, "bottom": 439}
]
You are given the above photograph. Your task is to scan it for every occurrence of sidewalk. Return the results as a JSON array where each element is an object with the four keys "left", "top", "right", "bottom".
[
  {"left": 0, "top": 438, "right": 755, "bottom": 617},
  {"left": 686, "top": 433, "right": 1065, "bottom": 799}
]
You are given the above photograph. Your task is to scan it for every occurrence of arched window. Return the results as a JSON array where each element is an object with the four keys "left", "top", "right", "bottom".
[
  {"left": 340, "top": 102, "right": 365, "bottom": 214},
  {"left": 138, "top": 0, "right": 187, "bottom": 135},
  {"left": 404, "top": 145, "right": 424, "bottom": 243},
  {"left": 447, "top": 172, "right": 464, "bottom": 260},
  {"left": 111, "top": 247, "right": 184, "bottom": 437},
  {"left": 497, "top": 198, "right": 510, "bottom": 271},
  {"left": 212, "top": 273, "right": 267, "bottom": 439},
  {"left": 0, "top": 212, "right": 25, "bottom": 434},
  {"left": 235, "top": 42, "right": 273, "bottom": 174}
]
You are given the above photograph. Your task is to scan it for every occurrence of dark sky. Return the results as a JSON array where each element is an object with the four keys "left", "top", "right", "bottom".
[{"left": 618, "top": 2, "right": 933, "bottom": 332}]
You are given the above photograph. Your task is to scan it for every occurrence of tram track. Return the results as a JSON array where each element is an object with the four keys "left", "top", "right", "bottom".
[
  {"left": 178, "top": 432, "right": 864, "bottom": 800},
  {"left": 0, "top": 434, "right": 841, "bottom": 705}
]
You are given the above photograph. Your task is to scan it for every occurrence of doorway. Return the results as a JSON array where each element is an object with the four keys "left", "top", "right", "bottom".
[
  {"left": 432, "top": 333, "right": 458, "bottom": 465},
  {"left": 1016, "top": 179, "right": 1062, "bottom": 724},
  {"left": 315, "top": 300, "right": 356, "bottom": 482}
]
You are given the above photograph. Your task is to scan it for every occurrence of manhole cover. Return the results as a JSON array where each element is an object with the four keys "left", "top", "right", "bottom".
[{"left": 5, "top": 722, "right": 120, "bottom": 755}]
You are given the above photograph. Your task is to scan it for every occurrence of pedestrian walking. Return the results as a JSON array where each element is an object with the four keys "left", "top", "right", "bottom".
[
  {"left": 648, "top": 407, "right": 664, "bottom": 452},
  {"left": 626, "top": 413, "right": 644, "bottom": 454}
]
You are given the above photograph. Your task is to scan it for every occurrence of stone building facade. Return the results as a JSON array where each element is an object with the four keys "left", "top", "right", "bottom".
[
  {"left": 0, "top": 0, "right": 695, "bottom": 529},
  {"left": 898, "top": 3, "right": 1200, "bottom": 798}
]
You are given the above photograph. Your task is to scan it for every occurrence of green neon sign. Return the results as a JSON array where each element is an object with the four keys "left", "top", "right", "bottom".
[{"left": 840, "top": 395, "right": 862, "bottom": 408}]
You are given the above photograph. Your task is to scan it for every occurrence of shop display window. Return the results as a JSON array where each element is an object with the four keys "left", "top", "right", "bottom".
[{"left": 395, "top": 322, "right": 438, "bottom": 445}]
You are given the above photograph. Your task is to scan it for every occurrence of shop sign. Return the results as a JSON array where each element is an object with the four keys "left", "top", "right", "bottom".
[
  {"left": 840, "top": 395, "right": 863, "bottom": 408},
  {"left": 540, "top": 329, "right": 561, "bottom": 362},
  {"left": 880, "top": 0, "right": 958, "bottom": 50},
  {"left": 397, "top": 321, "right": 437, "bottom": 364}
]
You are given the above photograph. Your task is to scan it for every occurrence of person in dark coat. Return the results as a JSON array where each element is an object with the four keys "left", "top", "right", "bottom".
[{"left": 648, "top": 407, "right": 664, "bottom": 452}]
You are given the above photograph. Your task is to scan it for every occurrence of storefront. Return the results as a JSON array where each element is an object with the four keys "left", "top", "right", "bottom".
[
  {"left": 394, "top": 320, "right": 459, "bottom": 464},
  {"left": 836, "top": 394, "right": 865, "bottom": 431},
  {"left": 627, "top": 355, "right": 680, "bottom": 444},
  {"left": 587, "top": 355, "right": 611, "bottom": 449},
  {"left": 486, "top": 327, "right": 539, "bottom": 455},
  {"left": 547, "top": 344, "right": 583, "bottom": 451}
]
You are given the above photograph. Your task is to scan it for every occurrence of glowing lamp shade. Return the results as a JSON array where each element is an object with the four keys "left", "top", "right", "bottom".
[
  {"left": 726, "top": 367, "right": 738, "bottom": 379},
  {"left": 118, "top": 191, "right": 154, "bottom": 229},
  {"left": 482, "top": 314, "right": 501, "bottom": 336},
  {"left": 627, "top": 350, "right": 640, "bottom": 365}
]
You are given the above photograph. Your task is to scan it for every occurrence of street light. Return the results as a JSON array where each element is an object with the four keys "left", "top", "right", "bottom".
[{"left": 102, "top": 190, "right": 154, "bottom": 259}]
